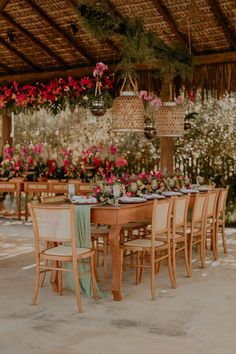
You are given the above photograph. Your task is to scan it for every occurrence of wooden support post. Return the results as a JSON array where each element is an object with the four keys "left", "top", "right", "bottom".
[
  {"left": 160, "top": 137, "right": 174, "bottom": 175},
  {"left": 1, "top": 111, "right": 12, "bottom": 156}
]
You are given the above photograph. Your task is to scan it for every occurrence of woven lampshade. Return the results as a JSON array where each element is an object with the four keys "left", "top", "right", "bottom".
[
  {"left": 111, "top": 92, "right": 145, "bottom": 132},
  {"left": 156, "top": 102, "right": 185, "bottom": 137}
]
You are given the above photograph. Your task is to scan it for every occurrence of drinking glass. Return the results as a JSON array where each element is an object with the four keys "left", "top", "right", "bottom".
[
  {"left": 113, "top": 184, "right": 121, "bottom": 206},
  {"left": 68, "top": 183, "right": 76, "bottom": 200}
]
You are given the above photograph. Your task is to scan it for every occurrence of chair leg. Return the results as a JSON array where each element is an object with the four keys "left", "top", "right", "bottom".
[
  {"left": 138, "top": 251, "right": 145, "bottom": 283},
  {"left": 72, "top": 259, "right": 83, "bottom": 313},
  {"left": 172, "top": 243, "right": 177, "bottom": 283},
  {"left": 221, "top": 224, "right": 227, "bottom": 254},
  {"left": 90, "top": 256, "right": 99, "bottom": 300},
  {"left": 32, "top": 262, "right": 41, "bottom": 305},
  {"left": 167, "top": 253, "right": 176, "bottom": 289},
  {"left": 40, "top": 260, "right": 47, "bottom": 287},
  {"left": 188, "top": 235, "right": 193, "bottom": 277},
  {"left": 57, "top": 261, "right": 63, "bottom": 296},
  {"left": 102, "top": 236, "right": 108, "bottom": 276},
  {"left": 183, "top": 240, "right": 191, "bottom": 277},
  {"left": 151, "top": 257, "right": 156, "bottom": 301},
  {"left": 211, "top": 224, "right": 218, "bottom": 260},
  {"left": 200, "top": 234, "right": 206, "bottom": 269},
  {"left": 135, "top": 251, "right": 141, "bottom": 285}
]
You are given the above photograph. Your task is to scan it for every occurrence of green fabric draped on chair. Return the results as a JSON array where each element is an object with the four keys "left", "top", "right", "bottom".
[{"left": 65, "top": 205, "right": 106, "bottom": 298}]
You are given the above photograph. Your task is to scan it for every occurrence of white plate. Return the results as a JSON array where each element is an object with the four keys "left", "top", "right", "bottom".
[
  {"left": 180, "top": 188, "right": 199, "bottom": 194},
  {"left": 119, "top": 196, "right": 147, "bottom": 204},
  {"left": 142, "top": 194, "right": 166, "bottom": 200},
  {"left": 162, "top": 191, "right": 183, "bottom": 196}
]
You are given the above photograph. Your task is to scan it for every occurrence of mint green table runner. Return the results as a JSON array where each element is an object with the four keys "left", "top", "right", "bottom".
[{"left": 66, "top": 205, "right": 106, "bottom": 298}]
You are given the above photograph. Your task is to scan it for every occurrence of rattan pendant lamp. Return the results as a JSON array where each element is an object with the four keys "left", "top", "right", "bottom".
[
  {"left": 111, "top": 75, "right": 145, "bottom": 132},
  {"left": 156, "top": 82, "right": 185, "bottom": 137}
]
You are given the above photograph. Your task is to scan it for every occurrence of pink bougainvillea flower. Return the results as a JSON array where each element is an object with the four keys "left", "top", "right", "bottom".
[
  {"left": 116, "top": 156, "right": 128, "bottom": 168},
  {"left": 151, "top": 98, "right": 162, "bottom": 107},
  {"left": 93, "top": 62, "right": 108, "bottom": 77},
  {"left": 139, "top": 90, "right": 148, "bottom": 99},
  {"left": 188, "top": 91, "right": 195, "bottom": 102},
  {"left": 32, "top": 143, "right": 44, "bottom": 155},
  {"left": 109, "top": 144, "right": 117, "bottom": 155},
  {"left": 175, "top": 96, "right": 184, "bottom": 105}
]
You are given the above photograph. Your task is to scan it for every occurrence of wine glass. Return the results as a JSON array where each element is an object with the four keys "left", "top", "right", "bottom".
[
  {"left": 113, "top": 184, "right": 121, "bottom": 206},
  {"left": 68, "top": 183, "right": 76, "bottom": 200}
]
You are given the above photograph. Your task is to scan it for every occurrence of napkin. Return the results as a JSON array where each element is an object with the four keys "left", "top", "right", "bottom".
[
  {"left": 180, "top": 188, "right": 199, "bottom": 194},
  {"left": 71, "top": 196, "right": 97, "bottom": 204},
  {"left": 118, "top": 196, "right": 146, "bottom": 203},
  {"left": 161, "top": 191, "right": 183, "bottom": 196},
  {"left": 142, "top": 194, "right": 165, "bottom": 200}
]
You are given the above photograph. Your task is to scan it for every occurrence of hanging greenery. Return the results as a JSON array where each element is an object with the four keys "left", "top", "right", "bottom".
[{"left": 78, "top": 2, "right": 192, "bottom": 79}]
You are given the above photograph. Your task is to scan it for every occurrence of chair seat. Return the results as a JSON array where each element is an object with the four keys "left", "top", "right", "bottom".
[
  {"left": 44, "top": 245, "right": 91, "bottom": 257},
  {"left": 91, "top": 228, "right": 109, "bottom": 236},
  {"left": 123, "top": 238, "right": 165, "bottom": 248},
  {"left": 121, "top": 222, "right": 147, "bottom": 229}
]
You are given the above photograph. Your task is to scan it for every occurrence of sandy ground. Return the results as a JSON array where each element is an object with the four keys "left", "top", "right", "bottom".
[{"left": 1, "top": 217, "right": 236, "bottom": 354}]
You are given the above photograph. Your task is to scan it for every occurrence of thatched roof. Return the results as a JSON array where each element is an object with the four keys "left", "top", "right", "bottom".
[{"left": 0, "top": 0, "right": 235, "bottom": 93}]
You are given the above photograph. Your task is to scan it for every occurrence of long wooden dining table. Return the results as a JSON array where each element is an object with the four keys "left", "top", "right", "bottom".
[
  {"left": 91, "top": 201, "right": 154, "bottom": 301},
  {"left": 90, "top": 193, "right": 198, "bottom": 301}
]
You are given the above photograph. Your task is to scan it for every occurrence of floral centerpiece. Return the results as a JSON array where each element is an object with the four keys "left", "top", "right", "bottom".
[{"left": 60, "top": 148, "right": 81, "bottom": 180}]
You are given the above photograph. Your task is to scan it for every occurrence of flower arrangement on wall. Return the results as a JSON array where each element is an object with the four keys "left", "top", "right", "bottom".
[{"left": 0, "top": 62, "right": 115, "bottom": 115}]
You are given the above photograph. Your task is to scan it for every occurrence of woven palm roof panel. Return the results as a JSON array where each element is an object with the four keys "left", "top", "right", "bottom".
[{"left": 0, "top": 0, "right": 235, "bottom": 89}]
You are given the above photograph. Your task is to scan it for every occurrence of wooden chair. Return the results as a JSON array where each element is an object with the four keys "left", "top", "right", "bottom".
[
  {"left": 187, "top": 192, "right": 209, "bottom": 275},
  {"left": 40, "top": 194, "right": 67, "bottom": 204},
  {"left": 91, "top": 225, "right": 109, "bottom": 278},
  {"left": 215, "top": 187, "right": 229, "bottom": 258},
  {"left": 120, "top": 198, "right": 176, "bottom": 300},
  {"left": 171, "top": 194, "right": 191, "bottom": 284},
  {"left": 205, "top": 189, "right": 220, "bottom": 260},
  {"left": 28, "top": 203, "right": 98, "bottom": 313},
  {"left": 40, "top": 194, "right": 109, "bottom": 279}
]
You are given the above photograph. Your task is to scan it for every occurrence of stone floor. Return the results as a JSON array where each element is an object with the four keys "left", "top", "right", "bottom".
[{"left": 1, "top": 217, "right": 236, "bottom": 354}]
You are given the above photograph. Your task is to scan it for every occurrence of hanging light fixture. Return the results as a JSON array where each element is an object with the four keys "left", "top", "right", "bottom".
[
  {"left": 156, "top": 102, "right": 185, "bottom": 137},
  {"left": 156, "top": 82, "right": 185, "bottom": 137},
  {"left": 111, "top": 76, "right": 145, "bottom": 132}
]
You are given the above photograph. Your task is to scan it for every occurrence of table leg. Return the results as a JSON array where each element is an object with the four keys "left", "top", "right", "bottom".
[
  {"left": 109, "top": 225, "right": 122, "bottom": 301},
  {"left": 17, "top": 190, "right": 21, "bottom": 220},
  {"left": 25, "top": 192, "right": 28, "bottom": 221}
]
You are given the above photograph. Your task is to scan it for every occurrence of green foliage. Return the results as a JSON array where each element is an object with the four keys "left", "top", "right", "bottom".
[{"left": 78, "top": 3, "right": 192, "bottom": 79}]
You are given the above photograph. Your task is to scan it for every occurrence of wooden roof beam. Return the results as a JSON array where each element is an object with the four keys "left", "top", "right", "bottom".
[
  {"left": 151, "top": 0, "right": 194, "bottom": 53},
  {"left": 207, "top": 0, "right": 236, "bottom": 50},
  {"left": 1, "top": 11, "right": 68, "bottom": 67},
  {"left": 0, "top": 65, "right": 97, "bottom": 83},
  {"left": 0, "top": 62, "right": 15, "bottom": 74},
  {"left": 194, "top": 51, "right": 236, "bottom": 65},
  {"left": 0, "top": 0, "right": 10, "bottom": 12},
  {"left": 0, "top": 35, "right": 41, "bottom": 70},
  {"left": 25, "top": 0, "right": 95, "bottom": 63},
  {"left": 0, "top": 51, "right": 235, "bottom": 84},
  {"left": 67, "top": 0, "right": 120, "bottom": 55}
]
